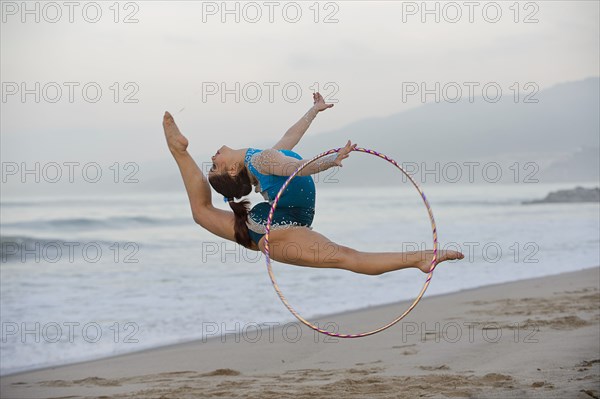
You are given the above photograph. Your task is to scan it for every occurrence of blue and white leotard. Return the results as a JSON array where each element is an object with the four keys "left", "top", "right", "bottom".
[{"left": 244, "top": 148, "right": 316, "bottom": 246}]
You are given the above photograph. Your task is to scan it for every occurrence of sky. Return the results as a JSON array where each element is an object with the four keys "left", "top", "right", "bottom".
[{"left": 1, "top": 1, "right": 599, "bottom": 188}]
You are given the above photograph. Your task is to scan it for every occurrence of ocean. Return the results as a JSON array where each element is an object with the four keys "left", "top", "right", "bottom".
[{"left": 1, "top": 181, "right": 599, "bottom": 375}]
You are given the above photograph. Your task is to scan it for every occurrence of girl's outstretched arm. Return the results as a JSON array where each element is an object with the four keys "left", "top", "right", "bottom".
[
  {"left": 272, "top": 92, "right": 334, "bottom": 151},
  {"left": 253, "top": 140, "right": 356, "bottom": 177}
]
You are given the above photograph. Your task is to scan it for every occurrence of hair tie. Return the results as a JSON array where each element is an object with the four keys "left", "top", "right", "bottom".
[{"left": 223, "top": 196, "right": 233, "bottom": 203}]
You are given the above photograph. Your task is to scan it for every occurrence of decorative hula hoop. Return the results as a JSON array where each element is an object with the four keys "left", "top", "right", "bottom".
[{"left": 264, "top": 147, "right": 438, "bottom": 338}]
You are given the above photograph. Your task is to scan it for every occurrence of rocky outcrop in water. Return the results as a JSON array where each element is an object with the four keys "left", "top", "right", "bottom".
[{"left": 523, "top": 186, "right": 599, "bottom": 204}]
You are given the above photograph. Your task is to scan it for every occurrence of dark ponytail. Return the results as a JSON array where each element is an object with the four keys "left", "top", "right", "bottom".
[
  {"left": 228, "top": 199, "right": 253, "bottom": 248},
  {"left": 208, "top": 167, "right": 253, "bottom": 248}
]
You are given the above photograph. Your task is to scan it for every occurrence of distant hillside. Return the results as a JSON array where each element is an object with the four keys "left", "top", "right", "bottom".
[
  {"left": 139, "top": 77, "right": 599, "bottom": 192},
  {"left": 291, "top": 77, "right": 599, "bottom": 185}
]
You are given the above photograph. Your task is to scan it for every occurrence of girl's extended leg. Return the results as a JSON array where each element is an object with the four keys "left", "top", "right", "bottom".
[
  {"left": 260, "top": 227, "right": 464, "bottom": 275},
  {"left": 163, "top": 112, "right": 246, "bottom": 246},
  {"left": 163, "top": 112, "right": 210, "bottom": 212}
]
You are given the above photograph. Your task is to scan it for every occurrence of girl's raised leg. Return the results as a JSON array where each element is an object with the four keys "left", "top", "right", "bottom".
[
  {"left": 163, "top": 112, "right": 241, "bottom": 244},
  {"left": 261, "top": 227, "right": 464, "bottom": 275}
]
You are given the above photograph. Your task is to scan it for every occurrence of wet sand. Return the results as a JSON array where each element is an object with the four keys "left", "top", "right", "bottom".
[{"left": 2, "top": 267, "right": 599, "bottom": 399}]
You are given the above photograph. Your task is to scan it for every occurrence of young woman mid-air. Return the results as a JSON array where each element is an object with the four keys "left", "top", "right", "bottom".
[{"left": 163, "top": 92, "right": 464, "bottom": 275}]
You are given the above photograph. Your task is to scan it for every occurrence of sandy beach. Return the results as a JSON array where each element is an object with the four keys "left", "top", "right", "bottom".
[{"left": 1, "top": 267, "right": 598, "bottom": 399}]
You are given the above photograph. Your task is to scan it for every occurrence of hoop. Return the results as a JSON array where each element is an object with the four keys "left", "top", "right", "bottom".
[{"left": 264, "top": 147, "right": 438, "bottom": 338}]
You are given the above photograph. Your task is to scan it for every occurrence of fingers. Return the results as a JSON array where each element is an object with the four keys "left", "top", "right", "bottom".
[
  {"left": 342, "top": 140, "right": 356, "bottom": 150},
  {"left": 335, "top": 141, "right": 356, "bottom": 168},
  {"left": 313, "top": 92, "right": 335, "bottom": 111},
  {"left": 337, "top": 140, "right": 357, "bottom": 160}
]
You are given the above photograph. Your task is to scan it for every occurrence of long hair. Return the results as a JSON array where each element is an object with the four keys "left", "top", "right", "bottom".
[{"left": 208, "top": 166, "right": 253, "bottom": 248}]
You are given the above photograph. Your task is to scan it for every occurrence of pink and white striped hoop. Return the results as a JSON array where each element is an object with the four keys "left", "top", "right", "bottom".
[{"left": 264, "top": 146, "right": 438, "bottom": 338}]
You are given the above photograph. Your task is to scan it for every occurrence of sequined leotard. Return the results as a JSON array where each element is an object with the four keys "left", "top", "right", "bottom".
[{"left": 244, "top": 148, "right": 316, "bottom": 246}]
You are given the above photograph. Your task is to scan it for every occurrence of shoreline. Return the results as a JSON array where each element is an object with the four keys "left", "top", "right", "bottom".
[
  {"left": 2, "top": 266, "right": 599, "bottom": 398},
  {"left": 2, "top": 265, "right": 598, "bottom": 378}
]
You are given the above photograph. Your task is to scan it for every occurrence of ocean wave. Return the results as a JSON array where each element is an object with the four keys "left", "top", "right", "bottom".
[
  {"left": 1, "top": 215, "right": 188, "bottom": 231},
  {"left": 432, "top": 199, "right": 522, "bottom": 206},
  {"left": 0, "top": 199, "right": 135, "bottom": 208}
]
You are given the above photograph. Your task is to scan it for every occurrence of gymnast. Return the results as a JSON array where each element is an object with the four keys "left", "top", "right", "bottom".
[{"left": 163, "top": 92, "right": 464, "bottom": 275}]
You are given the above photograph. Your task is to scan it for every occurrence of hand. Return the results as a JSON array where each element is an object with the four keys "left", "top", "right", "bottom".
[
  {"left": 313, "top": 92, "right": 334, "bottom": 112},
  {"left": 334, "top": 140, "right": 357, "bottom": 167}
]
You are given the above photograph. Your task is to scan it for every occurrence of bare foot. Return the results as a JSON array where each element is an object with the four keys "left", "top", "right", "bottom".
[
  {"left": 415, "top": 250, "right": 464, "bottom": 273},
  {"left": 163, "top": 111, "right": 189, "bottom": 154}
]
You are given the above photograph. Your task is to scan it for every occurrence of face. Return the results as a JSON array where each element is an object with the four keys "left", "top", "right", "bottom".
[{"left": 209, "top": 145, "right": 233, "bottom": 176}]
